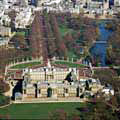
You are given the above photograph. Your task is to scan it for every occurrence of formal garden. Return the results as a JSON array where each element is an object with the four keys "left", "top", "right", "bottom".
[
  {"left": 54, "top": 61, "right": 86, "bottom": 68},
  {"left": 10, "top": 61, "right": 41, "bottom": 69}
]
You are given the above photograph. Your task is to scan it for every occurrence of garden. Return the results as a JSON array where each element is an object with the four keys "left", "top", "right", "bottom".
[
  {"left": 10, "top": 61, "right": 41, "bottom": 69},
  {"left": 54, "top": 61, "right": 86, "bottom": 68}
]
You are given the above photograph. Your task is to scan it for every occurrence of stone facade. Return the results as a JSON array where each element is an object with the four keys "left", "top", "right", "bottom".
[
  {"left": 22, "top": 82, "right": 83, "bottom": 99},
  {"left": 0, "top": 26, "right": 11, "bottom": 37},
  {"left": 22, "top": 62, "right": 83, "bottom": 99}
]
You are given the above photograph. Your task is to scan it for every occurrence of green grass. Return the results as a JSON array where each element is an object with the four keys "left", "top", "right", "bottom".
[
  {"left": 59, "top": 25, "right": 74, "bottom": 36},
  {"left": 54, "top": 61, "right": 85, "bottom": 68},
  {"left": 67, "top": 51, "right": 79, "bottom": 60},
  {"left": 11, "top": 62, "right": 41, "bottom": 69},
  {"left": 0, "top": 95, "right": 10, "bottom": 106},
  {"left": 15, "top": 32, "right": 25, "bottom": 36},
  {"left": 0, "top": 102, "right": 86, "bottom": 119}
]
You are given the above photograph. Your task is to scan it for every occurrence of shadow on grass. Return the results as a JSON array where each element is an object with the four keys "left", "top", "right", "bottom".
[{"left": 76, "top": 107, "right": 89, "bottom": 113}]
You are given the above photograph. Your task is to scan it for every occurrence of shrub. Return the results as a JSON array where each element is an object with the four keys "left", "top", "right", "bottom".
[
  {"left": 0, "top": 81, "right": 10, "bottom": 93},
  {"left": 0, "top": 95, "right": 10, "bottom": 106}
]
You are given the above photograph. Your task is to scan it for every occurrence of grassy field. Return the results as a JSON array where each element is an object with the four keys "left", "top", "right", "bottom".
[
  {"left": 54, "top": 61, "right": 85, "bottom": 68},
  {"left": 0, "top": 102, "right": 86, "bottom": 119},
  {"left": 11, "top": 62, "right": 41, "bottom": 69},
  {"left": 15, "top": 32, "right": 25, "bottom": 36}
]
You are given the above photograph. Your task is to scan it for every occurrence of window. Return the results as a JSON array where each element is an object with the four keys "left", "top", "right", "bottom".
[
  {"left": 24, "top": 90, "right": 26, "bottom": 94},
  {"left": 65, "top": 88, "right": 68, "bottom": 93},
  {"left": 58, "top": 88, "right": 63, "bottom": 94},
  {"left": 39, "top": 89, "right": 41, "bottom": 94}
]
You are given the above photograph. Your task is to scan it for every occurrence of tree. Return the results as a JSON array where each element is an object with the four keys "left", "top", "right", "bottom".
[
  {"left": 83, "top": 96, "right": 119, "bottom": 120},
  {"left": 0, "top": 80, "right": 10, "bottom": 94},
  {"left": 29, "top": 12, "right": 48, "bottom": 59},
  {"left": 49, "top": 109, "right": 67, "bottom": 120},
  {"left": 107, "top": 20, "right": 120, "bottom": 65},
  {"left": 0, "top": 80, "right": 10, "bottom": 106},
  {"left": 49, "top": 109, "right": 81, "bottom": 120},
  {"left": 50, "top": 13, "right": 67, "bottom": 58},
  {"left": 8, "top": 10, "right": 17, "bottom": 31},
  {"left": 93, "top": 69, "right": 117, "bottom": 85}
]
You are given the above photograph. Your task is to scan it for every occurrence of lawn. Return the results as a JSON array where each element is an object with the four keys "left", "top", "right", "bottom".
[
  {"left": 54, "top": 61, "right": 85, "bottom": 68},
  {"left": 15, "top": 32, "right": 25, "bottom": 36},
  {"left": 0, "top": 102, "right": 86, "bottom": 119},
  {"left": 67, "top": 51, "right": 79, "bottom": 60},
  {"left": 11, "top": 62, "right": 41, "bottom": 69}
]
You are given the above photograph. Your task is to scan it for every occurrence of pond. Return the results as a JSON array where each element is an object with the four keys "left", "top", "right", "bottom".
[
  {"left": 90, "top": 20, "right": 113, "bottom": 66},
  {"left": 31, "top": 0, "right": 37, "bottom": 6}
]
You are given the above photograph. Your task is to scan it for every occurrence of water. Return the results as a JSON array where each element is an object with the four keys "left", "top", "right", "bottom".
[
  {"left": 90, "top": 21, "right": 113, "bottom": 66},
  {"left": 109, "top": 0, "right": 114, "bottom": 6},
  {"left": 31, "top": 0, "right": 37, "bottom": 6}
]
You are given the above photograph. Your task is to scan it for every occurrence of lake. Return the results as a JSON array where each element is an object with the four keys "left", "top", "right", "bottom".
[{"left": 90, "top": 20, "right": 113, "bottom": 66}]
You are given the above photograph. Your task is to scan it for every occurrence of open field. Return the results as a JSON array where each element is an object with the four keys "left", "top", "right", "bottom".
[
  {"left": 0, "top": 102, "right": 86, "bottom": 119},
  {"left": 11, "top": 61, "right": 41, "bottom": 69}
]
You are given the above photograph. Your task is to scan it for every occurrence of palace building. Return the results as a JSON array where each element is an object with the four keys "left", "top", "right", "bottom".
[
  {"left": 21, "top": 60, "right": 84, "bottom": 99},
  {"left": 11, "top": 59, "right": 105, "bottom": 101}
]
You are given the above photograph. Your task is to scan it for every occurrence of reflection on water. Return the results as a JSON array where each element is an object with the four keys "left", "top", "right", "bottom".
[{"left": 90, "top": 21, "right": 113, "bottom": 66}]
